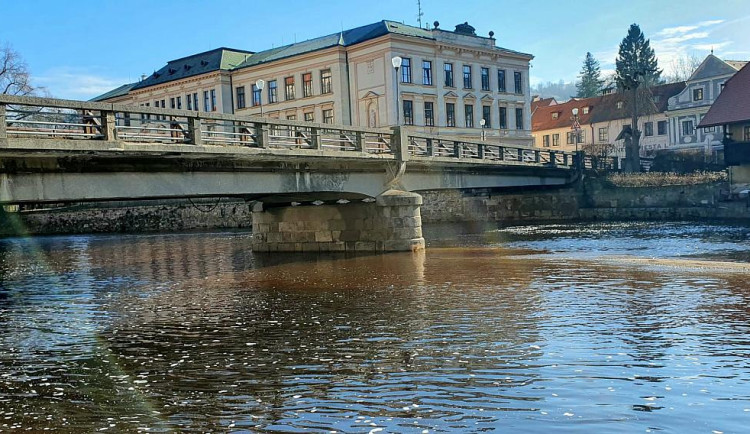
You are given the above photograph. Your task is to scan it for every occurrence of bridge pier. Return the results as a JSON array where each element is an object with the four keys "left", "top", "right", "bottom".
[{"left": 251, "top": 190, "right": 425, "bottom": 253}]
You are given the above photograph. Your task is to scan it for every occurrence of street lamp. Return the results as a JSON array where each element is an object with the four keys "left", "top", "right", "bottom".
[
  {"left": 480, "top": 118, "right": 486, "bottom": 141},
  {"left": 255, "top": 79, "right": 265, "bottom": 116},
  {"left": 391, "top": 56, "right": 402, "bottom": 125},
  {"left": 571, "top": 107, "right": 581, "bottom": 170}
]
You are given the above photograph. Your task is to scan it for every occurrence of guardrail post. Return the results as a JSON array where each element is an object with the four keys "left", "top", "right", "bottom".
[
  {"left": 101, "top": 110, "right": 116, "bottom": 140},
  {"left": 0, "top": 104, "right": 6, "bottom": 140},
  {"left": 549, "top": 151, "right": 556, "bottom": 167},
  {"left": 453, "top": 141, "right": 461, "bottom": 158},
  {"left": 477, "top": 143, "right": 485, "bottom": 160},
  {"left": 355, "top": 131, "right": 364, "bottom": 152},
  {"left": 498, "top": 146, "right": 504, "bottom": 161},
  {"left": 391, "top": 126, "right": 410, "bottom": 162},
  {"left": 310, "top": 127, "right": 321, "bottom": 150},
  {"left": 255, "top": 122, "right": 269, "bottom": 148},
  {"left": 427, "top": 138, "right": 434, "bottom": 157},
  {"left": 188, "top": 116, "right": 203, "bottom": 145},
  {"left": 517, "top": 148, "right": 523, "bottom": 162},
  {"left": 535, "top": 150, "right": 541, "bottom": 164}
]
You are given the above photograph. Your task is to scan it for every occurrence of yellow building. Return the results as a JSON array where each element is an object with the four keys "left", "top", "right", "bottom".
[{"left": 92, "top": 20, "right": 535, "bottom": 146}]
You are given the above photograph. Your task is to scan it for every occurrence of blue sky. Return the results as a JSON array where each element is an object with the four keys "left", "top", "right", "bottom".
[{"left": 1, "top": 0, "right": 748, "bottom": 99}]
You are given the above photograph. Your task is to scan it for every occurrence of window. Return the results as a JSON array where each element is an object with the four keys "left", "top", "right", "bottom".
[
  {"left": 552, "top": 133, "right": 560, "bottom": 147},
  {"left": 514, "top": 71, "right": 522, "bottom": 94},
  {"left": 446, "top": 102, "right": 456, "bottom": 127},
  {"left": 481, "top": 67, "right": 490, "bottom": 91},
  {"left": 285, "top": 77, "right": 295, "bottom": 100},
  {"left": 210, "top": 90, "right": 216, "bottom": 111},
  {"left": 578, "top": 130, "right": 586, "bottom": 143},
  {"left": 401, "top": 58, "right": 412, "bottom": 83},
  {"left": 463, "top": 65, "right": 472, "bottom": 89},
  {"left": 744, "top": 126, "right": 750, "bottom": 141},
  {"left": 444, "top": 63, "right": 454, "bottom": 87},
  {"left": 186, "top": 94, "right": 193, "bottom": 111},
  {"left": 682, "top": 120, "right": 694, "bottom": 136},
  {"left": 543, "top": 135, "right": 550, "bottom": 147},
  {"left": 464, "top": 104, "right": 474, "bottom": 128},
  {"left": 598, "top": 127, "right": 608, "bottom": 142},
  {"left": 693, "top": 88, "right": 704, "bottom": 101},
  {"left": 170, "top": 97, "right": 176, "bottom": 109},
  {"left": 552, "top": 112, "right": 559, "bottom": 119},
  {"left": 498, "top": 69, "right": 506, "bottom": 92},
  {"left": 403, "top": 100, "right": 414, "bottom": 125},
  {"left": 499, "top": 106, "right": 507, "bottom": 129},
  {"left": 567, "top": 131, "right": 575, "bottom": 144},
  {"left": 424, "top": 102, "right": 434, "bottom": 126},
  {"left": 286, "top": 114, "right": 296, "bottom": 120},
  {"left": 176, "top": 96, "right": 182, "bottom": 110},
  {"left": 482, "top": 105, "right": 491, "bottom": 128},
  {"left": 252, "top": 84, "right": 261, "bottom": 106},
  {"left": 658, "top": 120, "right": 667, "bottom": 135},
  {"left": 583, "top": 106, "right": 589, "bottom": 114},
  {"left": 236, "top": 86, "right": 246, "bottom": 109},
  {"left": 268, "top": 80, "right": 278, "bottom": 103},
  {"left": 320, "top": 69, "right": 332, "bottom": 94},
  {"left": 303, "top": 73, "right": 313, "bottom": 97},
  {"left": 422, "top": 61, "right": 432, "bottom": 85},
  {"left": 644, "top": 121, "right": 654, "bottom": 136},
  {"left": 304, "top": 112, "right": 314, "bottom": 122},
  {"left": 617, "top": 101, "right": 623, "bottom": 109},
  {"left": 160, "top": 99, "right": 166, "bottom": 109},
  {"left": 203, "top": 92, "right": 209, "bottom": 112},
  {"left": 323, "top": 109, "right": 334, "bottom": 124},
  {"left": 192, "top": 93, "right": 199, "bottom": 111},
  {"left": 515, "top": 107, "right": 523, "bottom": 129}
]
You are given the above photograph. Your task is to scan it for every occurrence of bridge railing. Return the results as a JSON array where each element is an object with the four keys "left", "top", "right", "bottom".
[
  {"left": 405, "top": 131, "right": 575, "bottom": 168},
  {"left": 0, "top": 94, "right": 394, "bottom": 156}
]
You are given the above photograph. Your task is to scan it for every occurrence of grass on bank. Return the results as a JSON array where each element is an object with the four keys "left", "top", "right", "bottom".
[{"left": 605, "top": 171, "right": 728, "bottom": 187}]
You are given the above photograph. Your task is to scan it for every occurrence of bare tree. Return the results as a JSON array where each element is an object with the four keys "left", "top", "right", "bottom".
[
  {"left": 1, "top": 43, "right": 35, "bottom": 96},
  {"left": 663, "top": 53, "right": 702, "bottom": 83}
]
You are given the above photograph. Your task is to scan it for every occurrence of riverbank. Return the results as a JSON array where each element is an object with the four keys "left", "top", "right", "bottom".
[{"left": 1, "top": 176, "right": 747, "bottom": 237}]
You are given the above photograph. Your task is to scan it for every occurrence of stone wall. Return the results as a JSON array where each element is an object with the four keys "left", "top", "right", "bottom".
[{"left": 0, "top": 199, "right": 253, "bottom": 237}]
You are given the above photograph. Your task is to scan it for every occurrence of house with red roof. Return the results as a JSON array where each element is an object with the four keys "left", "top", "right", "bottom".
[{"left": 698, "top": 62, "right": 750, "bottom": 191}]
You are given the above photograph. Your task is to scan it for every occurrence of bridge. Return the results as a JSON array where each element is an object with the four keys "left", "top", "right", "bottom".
[{"left": 0, "top": 94, "right": 581, "bottom": 252}]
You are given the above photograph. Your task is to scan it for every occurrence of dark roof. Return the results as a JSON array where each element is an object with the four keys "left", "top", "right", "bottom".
[
  {"left": 699, "top": 62, "right": 750, "bottom": 127},
  {"left": 531, "top": 97, "right": 557, "bottom": 113},
  {"left": 233, "top": 20, "right": 532, "bottom": 70},
  {"left": 689, "top": 54, "right": 742, "bottom": 81},
  {"left": 532, "top": 82, "right": 685, "bottom": 132},
  {"left": 89, "top": 82, "right": 137, "bottom": 102},
  {"left": 130, "top": 47, "right": 253, "bottom": 91}
]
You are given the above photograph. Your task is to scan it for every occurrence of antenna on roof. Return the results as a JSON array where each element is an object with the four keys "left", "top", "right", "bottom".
[{"left": 417, "top": 0, "right": 424, "bottom": 27}]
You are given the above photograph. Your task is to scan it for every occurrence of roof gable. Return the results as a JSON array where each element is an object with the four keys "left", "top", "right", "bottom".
[
  {"left": 699, "top": 62, "right": 750, "bottom": 127},
  {"left": 689, "top": 54, "right": 740, "bottom": 81}
]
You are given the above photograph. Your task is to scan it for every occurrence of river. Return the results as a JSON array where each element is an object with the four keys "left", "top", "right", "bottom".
[{"left": 1, "top": 221, "right": 750, "bottom": 432}]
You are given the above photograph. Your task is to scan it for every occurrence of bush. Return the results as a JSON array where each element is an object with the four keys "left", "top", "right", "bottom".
[{"left": 605, "top": 171, "right": 727, "bottom": 187}]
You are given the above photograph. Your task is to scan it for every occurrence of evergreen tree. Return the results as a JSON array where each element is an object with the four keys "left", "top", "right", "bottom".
[
  {"left": 614, "top": 24, "right": 661, "bottom": 172},
  {"left": 576, "top": 52, "right": 604, "bottom": 98}
]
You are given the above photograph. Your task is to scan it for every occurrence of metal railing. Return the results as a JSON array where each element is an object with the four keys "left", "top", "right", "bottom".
[{"left": 0, "top": 94, "right": 594, "bottom": 172}]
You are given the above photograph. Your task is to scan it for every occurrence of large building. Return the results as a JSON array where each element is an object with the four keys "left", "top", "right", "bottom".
[
  {"left": 666, "top": 54, "right": 747, "bottom": 156},
  {"left": 93, "top": 20, "right": 535, "bottom": 146},
  {"left": 531, "top": 82, "right": 685, "bottom": 159}
]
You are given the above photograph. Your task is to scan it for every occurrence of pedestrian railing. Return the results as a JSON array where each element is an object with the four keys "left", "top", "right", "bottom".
[{"left": 0, "top": 94, "right": 595, "bottom": 171}]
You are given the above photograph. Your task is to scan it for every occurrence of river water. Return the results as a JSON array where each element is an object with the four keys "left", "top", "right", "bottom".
[{"left": 1, "top": 221, "right": 750, "bottom": 433}]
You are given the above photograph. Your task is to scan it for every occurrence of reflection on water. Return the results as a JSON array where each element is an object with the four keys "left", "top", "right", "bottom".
[{"left": 1, "top": 223, "right": 750, "bottom": 432}]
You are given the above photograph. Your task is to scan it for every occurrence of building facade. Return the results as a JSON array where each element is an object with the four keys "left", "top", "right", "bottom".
[
  {"left": 531, "top": 83, "right": 685, "bottom": 159},
  {"left": 93, "top": 21, "right": 535, "bottom": 146},
  {"left": 666, "top": 54, "right": 746, "bottom": 156}
]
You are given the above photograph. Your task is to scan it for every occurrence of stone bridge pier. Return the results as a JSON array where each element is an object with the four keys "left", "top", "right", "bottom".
[{"left": 251, "top": 190, "right": 425, "bottom": 252}]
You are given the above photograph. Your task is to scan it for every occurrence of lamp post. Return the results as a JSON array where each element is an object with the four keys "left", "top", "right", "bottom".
[
  {"left": 391, "top": 56, "right": 402, "bottom": 125},
  {"left": 480, "top": 118, "right": 486, "bottom": 141},
  {"left": 571, "top": 107, "right": 581, "bottom": 171},
  {"left": 255, "top": 79, "right": 265, "bottom": 116}
]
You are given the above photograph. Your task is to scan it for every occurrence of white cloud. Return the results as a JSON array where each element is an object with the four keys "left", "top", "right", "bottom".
[{"left": 34, "top": 67, "right": 129, "bottom": 100}]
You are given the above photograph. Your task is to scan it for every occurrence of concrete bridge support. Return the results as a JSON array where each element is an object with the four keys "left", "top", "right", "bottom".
[{"left": 251, "top": 190, "right": 425, "bottom": 252}]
